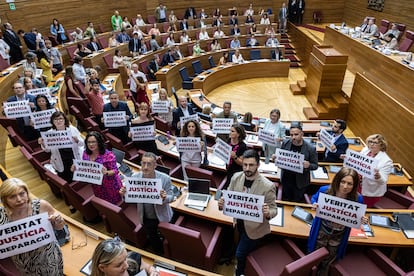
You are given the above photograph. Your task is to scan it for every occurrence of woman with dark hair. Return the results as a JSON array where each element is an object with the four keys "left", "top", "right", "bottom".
[
  {"left": 308, "top": 167, "right": 367, "bottom": 275},
  {"left": 112, "top": 49, "right": 124, "bottom": 69},
  {"left": 223, "top": 123, "right": 247, "bottom": 189},
  {"left": 34, "top": 94, "right": 52, "bottom": 111},
  {"left": 179, "top": 120, "right": 206, "bottom": 181},
  {"left": 50, "top": 18, "right": 67, "bottom": 44},
  {"left": 37, "top": 50, "right": 53, "bottom": 83},
  {"left": 130, "top": 102, "right": 157, "bottom": 154},
  {"left": 81, "top": 131, "right": 122, "bottom": 204},
  {"left": 64, "top": 65, "right": 82, "bottom": 98},
  {"left": 130, "top": 75, "right": 149, "bottom": 105},
  {"left": 242, "top": 112, "right": 257, "bottom": 132},
  {"left": 74, "top": 42, "right": 92, "bottom": 58},
  {"left": 219, "top": 52, "right": 229, "bottom": 65},
  {"left": 39, "top": 111, "right": 84, "bottom": 185}
]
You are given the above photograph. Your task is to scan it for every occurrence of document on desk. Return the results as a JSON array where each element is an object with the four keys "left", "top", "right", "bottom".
[
  {"left": 269, "top": 206, "right": 284, "bottom": 227},
  {"left": 311, "top": 166, "right": 329, "bottom": 179}
]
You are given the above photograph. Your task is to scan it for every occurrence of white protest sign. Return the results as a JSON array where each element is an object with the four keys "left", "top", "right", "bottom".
[
  {"left": 31, "top": 108, "right": 55, "bottom": 129},
  {"left": 316, "top": 193, "right": 366, "bottom": 228},
  {"left": 319, "top": 128, "right": 334, "bottom": 151},
  {"left": 103, "top": 111, "right": 127, "bottom": 127},
  {"left": 124, "top": 177, "right": 163, "bottom": 204},
  {"left": 130, "top": 125, "right": 155, "bottom": 141},
  {"left": 275, "top": 148, "right": 304, "bottom": 173},
  {"left": 72, "top": 159, "right": 104, "bottom": 185},
  {"left": 0, "top": 213, "right": 56, "bottom": 259},
  {"left": 152, "top": 100, "right": 169, "bottom": 113},
  {"left": 212, "top": 118, "right": 233, "bottom": 134},
  {"left": 213, "top": 138, "right": 232, "bottom": 165},
  {"left": 343, "top": 149, "right": 378, "bottom": 179},
  {"left": 258, "top": 129, "right": 277, "bottom": 146},
  {"left": 26, "top": 88, "right": 55, "bottom": 104},
  {"left": 176, "top": 137, "right": 201, "bottom": 152},
  {"left": 3, "top": 101, "right": 32, "bottom": 118},
  {"left": 179, "top": 114, "right": 199, "bottom": 128},
  {"left": 40, "top": 129, "right": 73, "bottom": 149},
  {"left": 223, "top": 190, "right": 264, "bottom": 223}
]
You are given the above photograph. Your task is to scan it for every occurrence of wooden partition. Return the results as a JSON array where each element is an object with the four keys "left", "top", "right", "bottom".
[{"left": 347, "top": 73, "right": 414, "bottom": 177}]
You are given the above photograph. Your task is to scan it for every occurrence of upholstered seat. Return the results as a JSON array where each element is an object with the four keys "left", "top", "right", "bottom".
[
  {"left": 179, "top": 67, "right": 194, "bottom": 89},
  {"left": 373, "top": 189, "right": 414, "bottom": 209}
]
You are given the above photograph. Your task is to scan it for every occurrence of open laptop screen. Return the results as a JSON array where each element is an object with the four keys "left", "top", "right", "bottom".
[
  {"left": 111, "top": 148, "right": 125, "bottom": 164},
  {"left": 188, "top": 178, "right": 210, "bottom": 194}
]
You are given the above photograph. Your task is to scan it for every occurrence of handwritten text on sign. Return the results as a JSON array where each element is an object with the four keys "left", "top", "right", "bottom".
[
  {"left": 275, "top": 148, "right": 304, "bottom": 173},
  {"left": 3, "top": 101, "right": 31, "bottom": 119},
  {"left": 103, "top": 111, "right": 127, "bottom": 127},
  {"left": 73, "top": 159, "right": 104, "bottom": 185},
  {"left": 124, "top": 177, "right": 162, "bottom": 204},
  {"left": 176, "top": 137, "right": 201, "bottom": 152},
  {"left": 316, "top": 193, "right": 366, "bottom": 228},
  {"left": 213, "top": 138, "right": 232, "bottom": 165},
  {"left": 223, "top": 190, "right": 264, "bottom": 223},
  {"left": 130, "top": 125, "right": 155, "bottom": 141},
  {"left": 319, "top": 128, "right": 334, "bottom": 151},
  {"left": 31, "top": 108, "right": 55, "bottom": 129},
  {"left": 344, "top": 149, "right": 378, "bottom": 179},
  {"left": 152, "top": 100, "right": 169, "bottom": 113},
  {"left": 258, "top": 129, "right": 277, "bottom": 146},
  {"left": 0, "top": 213, "right": 56, "bottom": 259},
  {"left": 212, "top": 118, "right": 233, "bottom": 134},
  {"left": 41, "top": 129, "right": 73, "bottom": 149}
]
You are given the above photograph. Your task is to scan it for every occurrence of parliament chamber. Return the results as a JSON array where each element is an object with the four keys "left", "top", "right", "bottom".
[{"left": 0, "top": 0, "right": 414, "bottom": 275}]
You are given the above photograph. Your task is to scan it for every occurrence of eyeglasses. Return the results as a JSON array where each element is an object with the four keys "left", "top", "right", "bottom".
[
  {"left": 72, "top": 233, "right": 88, "bottom": 250},
  {"left": 102, "top": 236, "right": 122, "bottom": 253}
]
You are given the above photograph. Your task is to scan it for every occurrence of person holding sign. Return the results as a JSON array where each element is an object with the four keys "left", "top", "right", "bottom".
[
  {"left": 322, "top": 119, "right": 348, "bottom": 163},
  {"left": 156, "top": 88, "right": 174, "bottom": 126},
  {"left": 0, "top": 178, "right": 64, "bottom": 275},
  {"left": 214, "top": 101, "right": 238, "bottom": 141},
  {"left": 308, "top": 167, "right": 367, "bottom": 275},
  {"left": 262, "top": 108, "right": 286, "bottom": 163},
  {"left": 172, "top": 96, "right": 196, "bottom": 135},
  {"left": 103, "top": 92, "right": 132, "bottom": 145},
  {"left": 80, "top": 131, "right": 122, "bottom": 205},
  {"left": 342, "top": 134, "right": 392, "bottom": 207},
  {"left": 30, "top": 94, "right": 54, "bottom": 132},
  {"left": 218, "top": 150, "right": 277, "bottom": 276},
  {"left": 279, "top": 123, "right": 318, "bottom": 202},
  {"left": 39, "top": 111, "right": 84, "bottom": 184},
  {"left": 179, "top": 120, "right": 206, "bottom": 181},
  {"left": 223, "top": 123, "right": 247, "bottom": 190},
  {"left": 120, "top": 152, "right": 174, "bottom": 254},
  {"left": 130, "top": 102, "right": 158, "bottom": 154}
]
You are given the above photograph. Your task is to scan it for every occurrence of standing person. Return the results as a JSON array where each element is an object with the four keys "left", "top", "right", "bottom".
[
  {"left": 322, "top": 119, "right": 348, "bottom": 162},
  {"left": 308, "top": 167, "right": 367, "bottom": 275},
  {"left": 155, "top": 3, "right": 168, "bottom": 23},
  {"left": 77, "top": 131, "right": 123, "bottom": 205},
  {"left": 147, "top": 54, "right": 160, "bottom": 81},
  {"left": 37, "top": 50, "right": 53, "bottom": 84},
  {"left": 90, "top": 237, "right": 159, "bottom": 276},
  {"left": 44, "top": 39, "right": 63, "bottom": 75},
  {"left": 357, "top": 134, "right": 393, "bottom": 207},
  {"left": 172, "top": 96, "right": 195, "bottom": 134},
  {"left": 72, "top": 56, "right": 87, "bottom": 84},
  {"left": 0, "top": 178, "right": 64, "bottom": 275},
  {"left": 0, "top": 29, "right": 10, "bottom": 65},
  {"left": 262, "top": 109, "right": 285, "bottom": 163},
  {"left": 50, "top": 18, "right": 67, "bottom": 44},
  {"left": 179, "top": 120, "right": 205, "bottom": 181},
  {"left": 3, "top": 22, "right": 23, "bottom": 64},
  {"left": 129, "top": 32, "right": 141, "bottom": 57},
  {"left": 297, "top": 0, "right": 305, "bottom": 24},
  {"left": 103, "top": 92, "right": 132, "bottom": 144},
  {"left": 279, "top": 123, "right": 318, "bottom": 201},
  {"left": 215, "top": 101, "right": 238, "bottom": 141},
  {"left": 127, "top": 64, "right": 147, "bottom": 100},
  {"left": 84, "top": 78, "right": 104, "bottom": 126},
  {"left": 288, "top": 0, "right": 298, "bottom": 24},
  {"left": 223, "top": 123, "right": 247, "bottom": 190},
  {"left": 64, "top": 65, "right": 82, "bottom": 98},
  {"left": 279, "top": 2, "right": 288, "bottom": 33},
  {"left": 120, "top": 152, "right": 174, "bottom": 254},
  {"left": 218, "top": 150, "right": 277, "bottom": 276},
  {"left": 130, "top": 102, "right": 158, "bottom": 154},
  {"left": 111, "top": 10, "right": 123, "bottom": 31},
  {"left": 156, "top": 88, "right": 174, "bottom": 126},
  {"left": 38, "top": 111, "right": 83, "bottom": 183}
]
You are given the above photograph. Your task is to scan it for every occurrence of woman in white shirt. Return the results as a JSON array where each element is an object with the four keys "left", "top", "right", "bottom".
[
  {"left": 210, "top": 39, "right": 222, "bottom": 52},
  {"left": 198, "top": 28, "right": 210, "bottom": 40},
  {"left": 232, "top": 49, "right": 244, "bottom": 64},
  {"left": 112, "top": 49, "right": 124, "bottom": 68},
  {"left": 121, "top": 16, "right": 132, "bottom": 29},
  {"left": 260, "top": 13, "right": 271, "bottom": 25},
  {"left": 165, "top": 32, "right": 176, "bottom": 47},
  {"left": 180, "top": 31, "right": 190, "bottom": 43},
  {"left": 213, "top": 27, "right": 225, "bottom": 38},
  {"left": 0, "top": 37, "right": 10, "bottom": 65},
  {"left": 108, "top": 32, "right": 120, "bottom": 47}
]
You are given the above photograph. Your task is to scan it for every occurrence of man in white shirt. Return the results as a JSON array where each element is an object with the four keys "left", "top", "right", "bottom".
[
  {"left": 128, "top": 63, "right": 147, "bottom": 99},
  {"left": 230, "top": 37, "right": 241, "bottom": 49},
  {"left": 135, "top": 14, "right": 146, "bottom": 26}
]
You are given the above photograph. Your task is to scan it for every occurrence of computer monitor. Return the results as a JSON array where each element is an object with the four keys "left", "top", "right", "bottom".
[
  {"left": 188, "top": 178, "right": 210, "bottom": 195},
  {"left": 111, "top": 148, "right": 125, "bottom": 164}
]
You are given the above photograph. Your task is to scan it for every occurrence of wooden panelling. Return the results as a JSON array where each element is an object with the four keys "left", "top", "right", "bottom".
[
  {"left": 343, "top": 0, "right": 414, "bottom": 34},
  {"left": 347, "top": 73, "right": 414, "bottom": 177}
]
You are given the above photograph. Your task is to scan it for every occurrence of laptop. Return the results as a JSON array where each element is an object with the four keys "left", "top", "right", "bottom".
[
  {"left": 184, "top": 178, "right": 211, "bottom": 208},
  {"left": 112, "top": 148, "right": 133, "bottom": 177}
]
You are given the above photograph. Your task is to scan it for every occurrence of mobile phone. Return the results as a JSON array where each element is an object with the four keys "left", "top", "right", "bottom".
[{"left": 361, "top": 224, "right": 372, "bottom": 232}]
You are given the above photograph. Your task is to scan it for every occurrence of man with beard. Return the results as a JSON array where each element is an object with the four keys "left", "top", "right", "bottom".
[
  {"left": 323, "top": 119, "right": 348, "bottom": 163},
  {"left": 218, "top": 149, "right": 277, "bottom": 276}
]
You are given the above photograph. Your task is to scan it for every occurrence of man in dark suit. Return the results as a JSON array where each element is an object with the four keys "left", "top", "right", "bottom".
[
  {"left": 7, "top": 82, "right": 37, "bottom": 141},
  {"left": 128, "top": 32, "right": 141, "bottom": 56},
  {"left": 184, "top": 7, "right": 197, "bottom": 19},
  {"left": 279, "top": 123, "right": 318, "bottom": 202},
  {"left": 17, "top": 29, "right": 37, "bottom": 52},
  {"left": 160, "top": 49, "right": 174, "bottom": 66},
  {"left": 86, "top": 36, "right": 102, "bottom": 52},
  {"left": 146, "top": 54, "right": 160, "bottom": 81},
  {"left": 323, "top": 119, "right": 349, "bottom": 163},
  {"left": 3, "top": 22, "right": 23, "bottom": 64},
  {"left": 102, "top": 91, "right": 132, "bottom": 144},
  {"left": 229, "top": 14, "right": 238, "bottom": 26},
  {"left": 172, "top": 95, "right": 195, "bottom": 135},
  {"left": 179, "top": 18, "right": 189, "bottom": 31}
]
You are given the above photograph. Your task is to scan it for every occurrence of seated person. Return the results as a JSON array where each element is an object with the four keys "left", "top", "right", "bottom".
[
  {"left": 246, "top": 15, "right": 255, "bottom": 24},
  {"left": 172, "top": 45, "right": 183, "bottom": 60},
  {"left": 210, "top": 38, "right": 222, "bottom": 52},
  {"left": 167, "top": 22, "right": 178, "bottom": 33},
  {"left": 232, "top": 49, "right": 245, "bottom": 64},
  {"left": 84, "top": 21, "right": 97, "bottom": 38},
  {"left": 112, "top": 49, "right": 124, "bottom": 69},
  {"left": 121, "top": 16, "right": 132, "bottom": 29},
  {"left": 180, "top": 30, "right": 190, "bottom": 43},
  {"left": 179, "top": 18, "right": 189, "bottom": 31},
  {"left": 150, "top": 34, "right": 161, "bottom": 51},
  {"left": 74, "top": 42, "right": 92, "bottom": 58},
  {"left": 198, "top": 28, "right": 210, "bottom": 40},
  {"left": 230, "top": 24, "right": 241, "bottom": 36},
  {"left": 108, "top": 31, "right": 120, "bottom": 47},
  {"left": 246, "top": 34, "right": 259, "bottom": 47},
  {"left": 86, "top": 36, "right": 102, "bottom": 52},
  {"left": 266, "top": 34, "right": 279, "bottom": 47},
  {"left": 69, "top": 27, "right": 83, "bottom": 41},
  {"left": 230, "top": 37, "right": 241, "bottom": 49},
  {"left": 213, "top": 27, "right": 225, "bottom": 38},
  {"left": 148, "top": 24, "right": 161, "bottom": 36},
  {"left": 116, "top": 28, "right": 131, "bottom": 43},
  {"left": 135, "top": 14, "right": 146, "bottom": 26},
  {"left": 260, "top": 13, "right": 271, "bottom": 24},
  {"left": 192, "top": 41, "right": 205, "bottom": 56},
  {"left": 160, "top": 48, "right": 174, "bottom": 66},
  {"left": 229, "top": 14, "right": 238, "bottom": 25},
  {"left": 165, "top": 32, "right": 176, "bottom": 47},
  {"left": 363, "top": 18, "right": 378, "bottom": 37},
  {"left": 382, "top": 33, "right": 398, "bottom": 50},
  {"left": 382, "top": 23, "right": 401, "bottom": 39}
]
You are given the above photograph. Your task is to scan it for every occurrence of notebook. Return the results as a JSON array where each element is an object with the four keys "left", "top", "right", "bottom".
[
  {"left": 111, "top": 148, "right": 132, "bottom": 177},
  {"left": 184, "top": 178, "right": 211, "bottom": 208}
]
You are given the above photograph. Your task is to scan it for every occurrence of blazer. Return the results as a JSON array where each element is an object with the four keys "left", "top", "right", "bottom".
[
  {"left": 128, "top": 38, "right": 141, "bottom": 53},
  {"left": 172, "top": 104, "right": 195, "bottom": 131},
  {"left": 324, "top": 133, "right": 348, "bottom": 162},
  {"left": 179, "top": 21, "right": 189, "bottom": 30},
  {"left": 86, "top": 41, "right": 101, "bottom": 52},
  {"left": 134, "top": 171, "right": 174, "bottom": 224},
  {"left": 228, "top": 171, "right": 277, "bottom": 239},
  {"left": 280, "top": 139, "right": 318, "bottom": 189}
]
